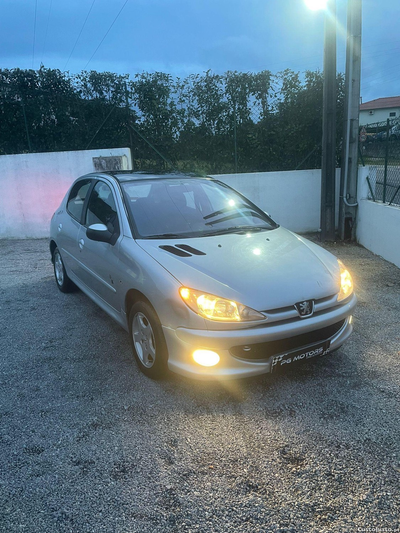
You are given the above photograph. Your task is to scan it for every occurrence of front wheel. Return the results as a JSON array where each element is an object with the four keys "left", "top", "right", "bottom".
[
  {"left": 53, "top": 247, "right": 74, "bottom": 293},
  {"left": 128, "top": 301, "right": 169, "bottom": 379}
]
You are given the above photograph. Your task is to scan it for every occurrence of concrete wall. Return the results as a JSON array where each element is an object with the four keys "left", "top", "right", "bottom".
[
  {"left": 356, "top": 166, "right": 400, "bottom": 268},
  {"left": 3, "top": 152, "right": 399, "bottom": 269},
  {"left": 0, "top": 148, "right": 131, "bottom": 238},
  {"left": 212, "top": 169, "right": 341, "bottom": 233}
]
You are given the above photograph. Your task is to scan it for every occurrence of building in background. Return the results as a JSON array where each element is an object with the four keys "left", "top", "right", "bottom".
[{"left": 359, "top": 96, "right": 400, "bottom": 126}]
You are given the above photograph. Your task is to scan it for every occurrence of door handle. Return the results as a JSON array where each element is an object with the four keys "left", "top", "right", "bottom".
[{"left": 79, "top": 239, "right": 84, "bottom": 250}]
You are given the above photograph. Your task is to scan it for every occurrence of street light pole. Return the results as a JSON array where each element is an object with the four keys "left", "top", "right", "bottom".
[
  {"left": 320, "top": 0, "right": 337, "bottom": 241},
  {"left": 339, "top": 0, "right": 362, "bottom": 240}
]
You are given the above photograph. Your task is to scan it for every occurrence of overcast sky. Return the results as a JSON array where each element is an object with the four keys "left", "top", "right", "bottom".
[{"left": 1, "top": 0, "right": 399, "bottom": 103}]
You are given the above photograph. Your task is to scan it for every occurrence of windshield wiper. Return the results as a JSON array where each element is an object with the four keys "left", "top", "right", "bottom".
[
  {"left": 202, "top": 226, "right": 270, "bottom": 236},
  {"left": 205, "top": 211, "right": 265, "bottom": 226},
  {"left": 145, "top": 233, "right": 182, "bottom": 239},
  {"left": 203, "top": 203, "right": 250, "bottom": 220}
]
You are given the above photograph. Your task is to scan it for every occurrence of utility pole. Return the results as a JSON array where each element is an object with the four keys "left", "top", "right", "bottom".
[
  {"left": 320, "top": 0, "right": 337, "bottom": 241},
  {"left": 339, "top": 0, "right": 362, "bottom": 240}
]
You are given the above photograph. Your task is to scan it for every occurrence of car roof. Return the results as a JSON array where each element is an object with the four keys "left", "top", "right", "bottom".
[{"left": 84, "top": 171, "right": 211, "bottom": 183}]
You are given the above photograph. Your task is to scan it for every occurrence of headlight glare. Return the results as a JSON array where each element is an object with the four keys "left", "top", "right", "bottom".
[
  {"left": 179, "top": 287, "right": 265, "bottom": 322},
  {"left": 337, "top": 260, "right": 353, "bottom": 301}
]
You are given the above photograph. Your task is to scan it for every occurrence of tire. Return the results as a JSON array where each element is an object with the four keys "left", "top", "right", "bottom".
[
  {"left": 53, "top": 247, "right": 75, "bottom": 293},
  {"left": 128, "top": 301, "right": 169, "bottom": 379}
]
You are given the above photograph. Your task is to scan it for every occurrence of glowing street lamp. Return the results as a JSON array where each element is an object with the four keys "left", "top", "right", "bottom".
[{"left": 304, "top": 0, "right": 328, "bottom": 10}]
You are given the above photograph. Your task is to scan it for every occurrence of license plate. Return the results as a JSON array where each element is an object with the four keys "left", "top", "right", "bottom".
[{"left": 270, "top": 341, "right": 331, "bottom": 373}]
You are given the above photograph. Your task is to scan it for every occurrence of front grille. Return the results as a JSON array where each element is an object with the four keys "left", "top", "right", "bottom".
[
  {"left": 262, "top": 294, "right": 334, "bottom": 316},
  {"left": 259, "top": 293, "right": 340, "bottom": 326},
  {"left": 230, "top": 319, "right": 346, "bottom": 361}
]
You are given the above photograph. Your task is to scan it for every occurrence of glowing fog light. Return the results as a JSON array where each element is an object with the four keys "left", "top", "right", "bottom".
[{"left": 193, "top": 350, "right": 220, "bottom": 367}]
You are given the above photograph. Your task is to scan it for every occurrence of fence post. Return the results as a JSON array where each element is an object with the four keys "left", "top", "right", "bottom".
[{"left": 383, "top": 118, "right": 390, "bottom": 203}]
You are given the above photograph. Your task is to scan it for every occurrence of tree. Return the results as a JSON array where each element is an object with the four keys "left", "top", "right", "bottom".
[
  {"left": 74, "top": 71, "right": 131, "bottom": 150},
  {"left": 130, "top": 72, "right": 179, "bottom": 167},
  {"left": 0, "top": 66, "right": 345, "bottom": 174}
]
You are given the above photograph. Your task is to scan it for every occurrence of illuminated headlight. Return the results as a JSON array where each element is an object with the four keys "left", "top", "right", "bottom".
[
  {"left": 337, "top": 260, "right": 354, "bottom": 301},
  {"left": 193, "top": 350, "right": 220, "bottom": 367},
  {"left": 179, "top": 287, "right": 265, "bottom": 322}
]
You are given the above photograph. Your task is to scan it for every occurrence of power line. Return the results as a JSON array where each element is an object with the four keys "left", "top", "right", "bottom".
[
  {"left": 63, "top": 0, "right": 97, "bottom": 71},
  {"left": 83, "top": 0, "right": 129, "bottom": 70},
  {"left": 41, "top": 0, "right": 53, "bottom": 65},
  {"left": 361, "top": 64, "right": 400, "bottom": 83},
  {"left": 362, "top": 38, "right": 400, "bottom": 51},
  {"left": 362, "top": 46, "right": 400, "bottom": 61},
  {"left": 32, "top": 0, "right": 38, "bottom": 68}
]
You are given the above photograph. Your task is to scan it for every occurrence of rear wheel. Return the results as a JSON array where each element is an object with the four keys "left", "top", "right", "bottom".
[
  {"left": 53, "top": 247, "right": 74, "bottom": 293},
  {"left": 129, "top": 301, "right": 168, "bottom": 379}
]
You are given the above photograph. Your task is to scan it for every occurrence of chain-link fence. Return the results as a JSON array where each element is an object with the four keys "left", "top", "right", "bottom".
[
  {"left": 1, "top": 67, "right": 345, "bottom": 176},
  {"left": 360, "top": 118, "right": 400, "bottom": 206}
]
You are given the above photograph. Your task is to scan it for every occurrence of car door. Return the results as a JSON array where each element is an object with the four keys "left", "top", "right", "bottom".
[
  {"left": 76, "top": 180, "right": 122, "bottom": 312},
  {"left": 59, "top": 178, "right": 92, "bottom": 279}
]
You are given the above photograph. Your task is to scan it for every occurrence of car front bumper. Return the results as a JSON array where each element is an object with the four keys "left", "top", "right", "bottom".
[{"left": 163, "top": 293, "right": 357, "bottom": 380}]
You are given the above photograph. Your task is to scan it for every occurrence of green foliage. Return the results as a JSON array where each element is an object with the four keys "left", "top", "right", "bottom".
[
  {"left": 0, "top": 66, "right": 345, "bottom": 173},
  {"left": 130, "top": 72, "right": 179, "bottom": 163}
]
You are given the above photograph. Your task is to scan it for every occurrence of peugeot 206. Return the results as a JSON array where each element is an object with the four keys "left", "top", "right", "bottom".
[{"left": 50, "top": 172, "right": 356, "bottom": 379}]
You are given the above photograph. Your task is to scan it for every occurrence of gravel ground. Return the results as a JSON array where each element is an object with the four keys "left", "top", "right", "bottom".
[{"left": 0, "top": 237, "right": 399, "bottom": 533}]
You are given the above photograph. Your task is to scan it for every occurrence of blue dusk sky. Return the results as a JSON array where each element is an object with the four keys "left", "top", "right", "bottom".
[{"left": 0, "top": 0, "right": 398, "bottom": 103}]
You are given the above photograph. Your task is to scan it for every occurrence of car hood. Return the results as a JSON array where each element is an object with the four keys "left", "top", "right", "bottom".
[{"left": 137, "top": 227, "right": 340, "bottom": 311}]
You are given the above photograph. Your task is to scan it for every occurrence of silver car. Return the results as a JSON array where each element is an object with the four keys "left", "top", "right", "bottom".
[{"left": 50, "top": 172, "right": 356, "bottom": 379}]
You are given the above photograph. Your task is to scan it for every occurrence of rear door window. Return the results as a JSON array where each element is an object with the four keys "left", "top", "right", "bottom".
[{"left": 66, "top": 179, "right": 92, "bottom": 222}]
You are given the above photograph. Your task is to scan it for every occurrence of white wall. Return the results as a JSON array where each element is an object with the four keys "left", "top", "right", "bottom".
[
  {"left": 0, "top": 148, "right": 131, "bottom": 238},
  {"left": 3, "top": 153, "right": 398, "bottom": 269},
  {"left": 356, "top": 166, "right": 400, "bottom": 268},
  {"left": 212, "top": 169, "right": 341, "bottom": 233},
  {"left": 359, "top": 107, "right": 400, "bottom": 126}
]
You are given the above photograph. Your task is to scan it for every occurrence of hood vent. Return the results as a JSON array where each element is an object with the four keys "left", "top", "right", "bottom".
[
  {"left": 175, "top": 244, "right": 206, "bottom": 256},
  {"left": 159, "top": 245, "right": 191, "bottom": 257},
  {"left": 159, "top": 244, "right": 206, "bottom": 257}
]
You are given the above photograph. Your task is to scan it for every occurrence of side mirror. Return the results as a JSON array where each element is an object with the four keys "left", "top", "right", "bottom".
[{"left": 86, "top": 223, "right": 113, "bottom": 244}]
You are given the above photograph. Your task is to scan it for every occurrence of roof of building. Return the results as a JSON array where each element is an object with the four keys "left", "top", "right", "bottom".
[{"left": 360, "top": 96, "right": 400, "bottom": 111}]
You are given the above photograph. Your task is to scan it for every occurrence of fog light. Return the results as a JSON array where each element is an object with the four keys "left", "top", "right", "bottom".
[
  {"left": 349, "top": 315, "right": 353, "bottom": 324},
  {"left": 193, "top": 350, "right": 220, "bottom": 367}
]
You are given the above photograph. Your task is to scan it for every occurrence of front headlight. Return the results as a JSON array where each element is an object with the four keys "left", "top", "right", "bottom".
[
  {"left": 179, "top": 287, "right": 265, "bottom": 322},
  {"left": 337, "top": 260, "right": 354, "bottom": 301}
]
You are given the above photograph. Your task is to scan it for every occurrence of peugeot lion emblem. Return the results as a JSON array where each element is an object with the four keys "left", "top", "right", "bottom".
[{"left": 295, "top": 300, "right": 315, "bottom": 318}]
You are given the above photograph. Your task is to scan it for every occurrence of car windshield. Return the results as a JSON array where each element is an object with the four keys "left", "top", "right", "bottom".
[{"left": 121, "top": 178, "right": 278, "bottom": 239}]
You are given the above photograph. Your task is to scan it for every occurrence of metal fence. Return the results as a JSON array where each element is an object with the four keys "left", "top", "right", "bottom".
[{"left": 360, "top": 118, "right": 400, "bottom": 206}]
